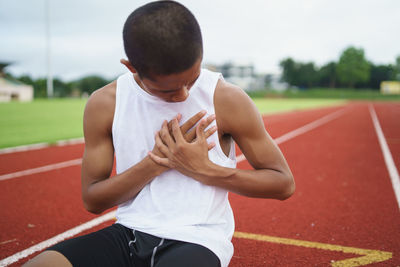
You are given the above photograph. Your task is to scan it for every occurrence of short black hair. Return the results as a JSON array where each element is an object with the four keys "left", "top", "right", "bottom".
[{"left": 123, "top": 1, "right": 203, "bottom": 79}]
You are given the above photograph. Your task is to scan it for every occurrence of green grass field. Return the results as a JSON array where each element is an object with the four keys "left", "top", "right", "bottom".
[
  {"left": 248, "top": 88, "right": 400, "bottom": 100},
  {"left": 0, "top": 98, "right": 87, "bottom": 149},
  {"left": 0, "top": 98, "right": 347, "bottom": 149},
  {"left": 252, "top": 98, "right": 346, "bottom": 114}
]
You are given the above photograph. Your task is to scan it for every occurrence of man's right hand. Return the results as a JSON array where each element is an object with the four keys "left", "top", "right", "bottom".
[{"left": 151, "top": 110, "right": 217, "bottom": 171}]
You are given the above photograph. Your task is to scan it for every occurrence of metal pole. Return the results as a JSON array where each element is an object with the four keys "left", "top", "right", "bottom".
[{"left": 45, "top": 0, "right": 53, "bottom": 98}]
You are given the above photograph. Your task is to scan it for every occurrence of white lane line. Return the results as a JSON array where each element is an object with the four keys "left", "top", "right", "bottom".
[
  {"left": 0, "top": 138, "right": 84, "bottom": 155},
  {"left": 236, "top": 108, "right": 347, "bottom": 163},
  {"left": 274, "top": 108, "right": 346, "bottom": 145},
  {"left": 369, "top": 104, "right": 400, "bottom": 210},
  {"left": 0, "top": 211, "right": 116, "bottom": 267},
  {"left": 0, "top": 107, "right": 348, "bottom": 266},
  {"left": 0, "top": 159, "right": 82, "bottom": 181},
  {"left": 0, "top": 239, "right": 17, "bottom": 246}
]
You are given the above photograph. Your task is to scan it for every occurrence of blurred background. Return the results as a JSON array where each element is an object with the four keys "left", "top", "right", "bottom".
[{"left": 0, "top": 0, "right": 400, "bottom": 148}]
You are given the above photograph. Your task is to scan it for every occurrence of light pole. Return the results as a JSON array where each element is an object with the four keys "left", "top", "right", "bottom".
[{"left": 45, "top": 0, "right": 53, "bottom": 98}]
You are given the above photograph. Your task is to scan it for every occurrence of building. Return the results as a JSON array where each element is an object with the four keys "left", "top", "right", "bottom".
[
  {"left": 380, "top": 81, "right": 400, "bottom": 95},
  {"left": 0, "top": 63, "right": 34, "bottom": 102},
  {"left": 205, "top": 62, "right": 266, "bottom": 91}
]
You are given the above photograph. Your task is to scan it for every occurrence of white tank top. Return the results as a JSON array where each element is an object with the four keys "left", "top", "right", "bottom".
[{"left": 112, "top": 69, "right": 236, "bottom": 267}]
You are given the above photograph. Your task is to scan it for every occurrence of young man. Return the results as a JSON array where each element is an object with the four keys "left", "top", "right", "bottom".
[{"left": 25, "top": 1, "right": 294, "bottom": 267}]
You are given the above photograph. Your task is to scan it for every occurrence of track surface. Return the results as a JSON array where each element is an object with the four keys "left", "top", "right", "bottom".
[{"left": 0, "top": 102, "right": 399, "bottom": 266}]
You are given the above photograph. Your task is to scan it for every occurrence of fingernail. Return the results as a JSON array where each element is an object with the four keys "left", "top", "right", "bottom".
[
  {"left": 210, "top": 114, "right": 216, "bottom": 120},
  {"left": 201, "top": 110, "right": 207, "bottom": 115}
]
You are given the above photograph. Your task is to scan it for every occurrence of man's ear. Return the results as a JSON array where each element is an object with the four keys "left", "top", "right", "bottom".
[{"left": 120, "top": 59, "right": 137, "bottom": 74}]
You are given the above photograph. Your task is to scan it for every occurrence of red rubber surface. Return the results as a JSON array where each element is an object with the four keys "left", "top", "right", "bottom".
[{"left": 0, "top": 102, "right": 399, "bottom": 266}]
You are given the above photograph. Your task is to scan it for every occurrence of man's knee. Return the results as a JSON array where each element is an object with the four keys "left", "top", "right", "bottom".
[{"left": 23, "top": 250, "right": 72, "bottom": 267}]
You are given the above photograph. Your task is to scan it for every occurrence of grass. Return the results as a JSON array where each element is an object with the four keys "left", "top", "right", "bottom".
[
  {"left": 248, "top": 88, "right": 400, "bottom": 101},
  {"left": 0, "top": 98, "right": 87, "bottom": 149},
  {"left": 0, "top": 92, "right": 382, "bottom": 149},
  {"left": 252, "top": 98, "right": 346, "bottom": 114}
]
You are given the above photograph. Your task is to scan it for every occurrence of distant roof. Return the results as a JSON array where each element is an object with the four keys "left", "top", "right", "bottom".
[
  {"left": 0, "top": 76, "right": 28, "bottom": 86},
  {"left": 0, "top": 62, "right": 12, "bottom": 74}
]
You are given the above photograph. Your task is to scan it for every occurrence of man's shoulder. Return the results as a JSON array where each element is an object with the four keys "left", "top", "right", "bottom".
[
  {"left": 86, "top": 80, "right": 117, "bottom": 113},
  {"left": 214, "top": 79, "right": 252, "bottom": 112},
  {"left": 214, "top": 79, "right": 259, "bottom": 135},
  {"left": 83, "top": 81, "right": 117, "bottom": 133}
]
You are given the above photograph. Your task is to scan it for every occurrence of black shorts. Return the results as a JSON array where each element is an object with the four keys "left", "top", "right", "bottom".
[{"left": 46, "top": 223, "right": 220, "bottom": 267}]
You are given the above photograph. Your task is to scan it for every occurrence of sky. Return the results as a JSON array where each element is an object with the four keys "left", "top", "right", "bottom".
[{"left": 1, "top": 0, "right": 399, "bottom": 81}]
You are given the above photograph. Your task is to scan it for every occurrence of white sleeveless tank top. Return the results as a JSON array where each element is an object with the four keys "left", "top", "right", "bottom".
[{"left": 112, "top": 68, "right": 236, "bottom": 267}]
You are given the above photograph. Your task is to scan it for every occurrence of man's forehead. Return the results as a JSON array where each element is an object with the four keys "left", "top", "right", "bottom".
[{"left": 144, "top": 67, "right": 201, "bottom": 91}]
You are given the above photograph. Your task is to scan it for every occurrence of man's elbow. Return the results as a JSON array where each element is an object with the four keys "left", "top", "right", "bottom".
[
  {"left": 278, "top": 174, "right": 295, "bottom": 200},
  {"left": 82, "top": 194, "right": 105, "bottom": 215},
  {"left": 83, "top": 202, "right": 104, "bottom": 215}
]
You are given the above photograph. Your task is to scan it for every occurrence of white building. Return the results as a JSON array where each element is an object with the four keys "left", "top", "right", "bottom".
[
  {"left": 0, "top": 77, "right": 34, "bottom": 102},
  {"left": 0, "top": 63, "right": 34, "bottom": 102},
  {"left": 205, "top": 63, "right": 266, "bottom": 91}
]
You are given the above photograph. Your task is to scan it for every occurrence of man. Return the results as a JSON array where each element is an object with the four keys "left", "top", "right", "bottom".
[{"left": 25, "top": 1, "right": 294, "bottom": 267}]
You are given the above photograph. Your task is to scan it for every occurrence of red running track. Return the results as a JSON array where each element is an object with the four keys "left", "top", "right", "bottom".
[{"left": 0, "top": 102, "right": 398, "bottom": 266}]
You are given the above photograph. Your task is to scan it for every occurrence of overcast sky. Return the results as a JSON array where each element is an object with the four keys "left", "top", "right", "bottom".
[{"left": 1, "top": 0, "right": 399, "bottom": 81}]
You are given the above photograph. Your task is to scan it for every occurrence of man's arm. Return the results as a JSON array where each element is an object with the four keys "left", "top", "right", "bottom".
[
  {"left": 149, "top": 80, "right": 295, "bottom": 200},
  {"left": 81, "top": 82, "right": 217, "bottom": 214},
  {"left": 81, "top": 82, "right": 165, "bottom": 214},
  {"left": 211, "top": 80, "right": 295, "bottom": 199}
]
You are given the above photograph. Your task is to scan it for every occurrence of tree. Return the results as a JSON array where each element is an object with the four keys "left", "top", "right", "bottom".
[
  {"left": 53, "top": 78, "right": 72, "bottom": 97},
  {"left": 393, "top": 55, "right": 400, "bottom": 81},
  {"left": 72, "top": 75, "right": 109, "bottom": 95},
  {"left": 369, "top": 64, "right": 394, "bottom": 89},
  {"left": 279, "top": 58, "right": 297, "bottom": 86},
  {"left": 17, "top": 75, "right": 34, "bottom": 86},
  {"left": 297, "top": 62, "right": 317, "bottom": 88},
  {"left": 317, "top": 62, "right": 337, "bottom": 88},
  {"left": 280, "top": 58, "right": 318, "bottom": 88},
  {"left": 32, "top": 79, "right": 47, "bottom": 98},
  {"left": 336, "top": 46, "right": 370, "bottom": 88}
]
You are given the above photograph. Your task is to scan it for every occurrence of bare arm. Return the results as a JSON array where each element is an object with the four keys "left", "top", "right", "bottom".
[
  {"left": 81, "top": 83, "right": 216, "bottom": 214},
  {"left": 149, "top": 80, "right": 295, "bottom": 200},
  {"left": 210, "top": 80, "right": 295, "bottom": 199},
  {"left": 81, "top": 82, "right": 163, "bottom": 214}
]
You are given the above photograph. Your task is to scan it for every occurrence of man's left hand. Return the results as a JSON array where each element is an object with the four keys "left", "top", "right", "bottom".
[{"left": 148, "top": 115, "right": 217, "bottom": 181}]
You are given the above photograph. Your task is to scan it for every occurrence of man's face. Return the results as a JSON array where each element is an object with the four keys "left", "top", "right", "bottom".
[{"left": 136, "top": 58, "right": 202, "bottom": 102}]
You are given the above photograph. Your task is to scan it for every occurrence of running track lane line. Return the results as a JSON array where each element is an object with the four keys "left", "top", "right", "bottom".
[
  {"left": 236, "top": 107, "right": 347, "bottom": 162},
  {"left": 0, "top": 107, "right": 347, "bottom": 181},
  {"left": 0, "top": 137, "right": 84, "bottom": 155},
  {"left": 369, "top": 104, "right": 400, "bottom": 210},
  {"left": 0, "top": 107, "right": 348, "bottom": 266},
  {"left": 0, "top": 159, "right": 82, "bottom": 181},
  {"left": 0, "top": 212, "right": 116, "bottom": 267}
]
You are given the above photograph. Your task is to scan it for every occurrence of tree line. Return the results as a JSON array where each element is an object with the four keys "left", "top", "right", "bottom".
[
  {"left": 10, "top": 74, "right": 111, "bottom": 98},
  {"left": 280, "top": 46, "right": 400, "bottom": 89},
  {"left": 4, "top": 45, "right": 400, "bottom": 98}
]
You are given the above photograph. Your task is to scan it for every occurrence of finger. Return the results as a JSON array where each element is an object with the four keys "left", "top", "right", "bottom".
[
  {"left": 148, "top": 151, "right": 171, "bottom": 168},
  {"left": 208, "top": 142, "right": 216, "bottom": 151},
  {"left": 205, "top": 125, "right": 217, "bottom": 139},
  {"left": 205, "top": 114, "right": 216, "bottom": 125},
  {"left": 184, "top": 127, "right": 196, "bottom": 142},
  {"left": 184, "top": 119, "right": 217, "bottom": 142},
  {"left": 199, "top": 114, "right": 216, "bottom": 138},
  {"left": 160, "top": 120, "right": 176, "bottom": 148},
  {"left": 167, "top": 114, "right": 181, "bottom": 133},
  {"left": 195, "top": 119, "right": 206, "bottom": 141},
  {"left": 180, "top": 110, "right": 206, "bottom": 134},
  {"left": 172, "top": 118, "right": 185, "bottom": 143},
  {"left": 155, "top": 131, "right": 170, "bottom": 156}
]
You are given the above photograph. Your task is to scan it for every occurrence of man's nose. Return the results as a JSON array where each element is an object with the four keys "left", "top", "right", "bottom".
[{"left": 171, "top": 86, "right": 189, "bottom": 102}]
